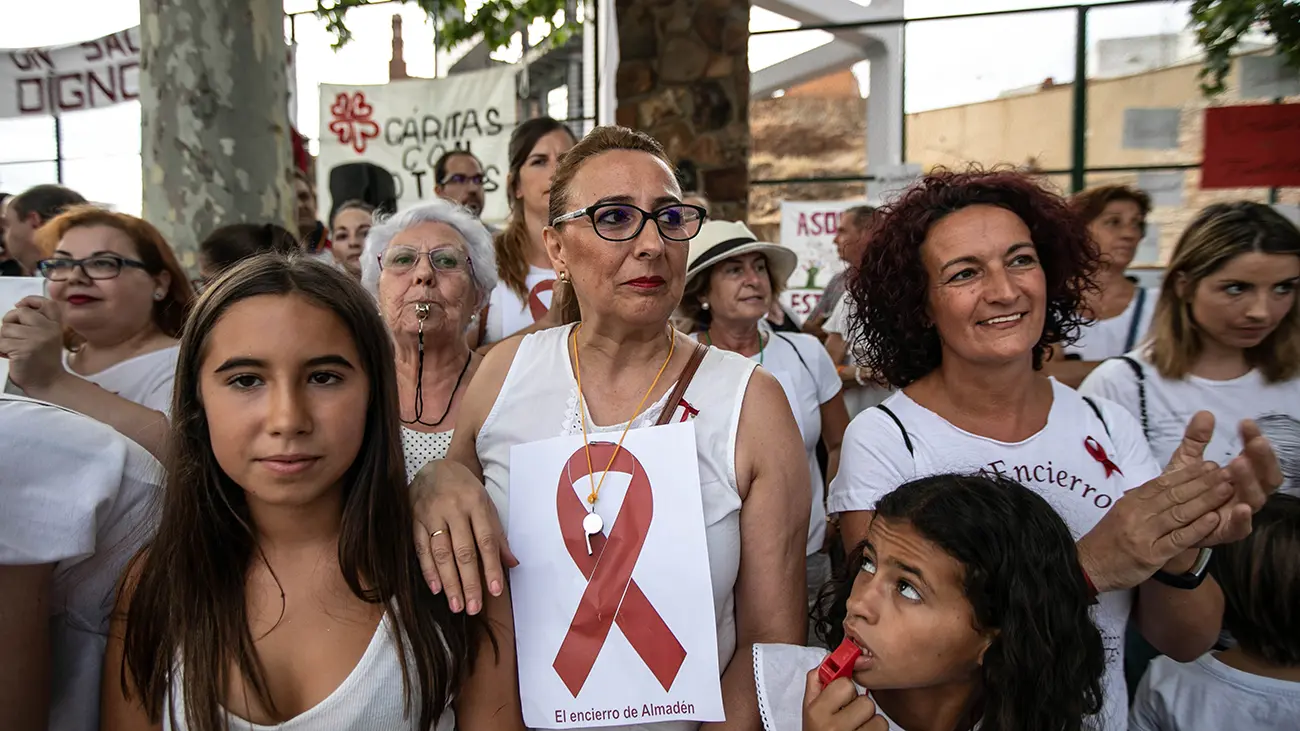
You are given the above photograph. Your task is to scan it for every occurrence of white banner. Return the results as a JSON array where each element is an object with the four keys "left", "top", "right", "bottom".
[
  {"left": 0, "top": 28, "right": 141, "bottom": 119},
  {"left": 777, "top": 199, "right": 867, "bottom": 319},
  {"left": 317, "top": 67, "right": 518, "bottom": 223},
  {"left": 508, "top": 422, "right": 724, "bottom": 728}
]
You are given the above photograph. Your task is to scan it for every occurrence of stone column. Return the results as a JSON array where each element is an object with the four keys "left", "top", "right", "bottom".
[
  {"left": 615, "top": 0, "right": 750, "bottom": 223},
  {"left": 140, "top": 0, "right": 293, "bottom": 271}
]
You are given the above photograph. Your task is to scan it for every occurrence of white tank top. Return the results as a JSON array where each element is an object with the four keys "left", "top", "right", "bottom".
[
  {"left": 162, "top": 613, "right": 454, "bottom": 731},
  {"left": 476, "top": 324, "right": 757, "bottom": 731}
]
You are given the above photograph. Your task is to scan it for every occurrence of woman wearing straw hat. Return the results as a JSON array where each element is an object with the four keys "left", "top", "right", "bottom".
[{"left": 678, "top": 220, "right": 850, "bottom": 633}]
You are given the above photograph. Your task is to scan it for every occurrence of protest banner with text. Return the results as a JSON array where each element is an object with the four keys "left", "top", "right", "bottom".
[
  {"left": 317, "top": 67, "right": 518, "bottom": 224},
  {"left": 778, "top": 199, "right": 868, "bottom": 322},
  {"left": 0, "top": 28, "right": 140, "bottom": 119}
]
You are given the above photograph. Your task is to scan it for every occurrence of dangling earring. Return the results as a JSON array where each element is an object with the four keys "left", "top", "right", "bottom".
[
  {"left": 701, "top": 301, "right": 710, "bottom": 311},
  {"left": 558, "top": 271, "right": 570, "bottom": 283}
]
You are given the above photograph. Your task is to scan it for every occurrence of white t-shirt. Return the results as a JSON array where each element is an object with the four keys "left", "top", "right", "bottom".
[
  {"left": 752, "top": 330, "right": 841, "bottom": 555},
  {"left": 827, "top": 379, "right": 1161, "bottom": 731},
  {"left": 1066, "top": 286, "right": 1157, "bottom": 361},
  {"left": 1081, "top": 351, "right": 1300, "bottom": 496},
  {"left": 0, "top": 395, "right": 162, "bottom": 731},
  {"left": 822, "top": 293, "right": 891, "bottom": 417},
  {"left": 1130, "top": 653, "right": 1300, "bottom": 731},
  {"left": 68, "top": 344, "right": 179, "bottom": 414},
  {"left": 483, "top": 265, "right": 555, "bottom": 344}
]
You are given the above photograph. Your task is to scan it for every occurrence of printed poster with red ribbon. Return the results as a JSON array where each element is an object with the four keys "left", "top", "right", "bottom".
[
  {"left": 508, "top": 422, "right": 725, "bottom": 728},
  {"left": 317, "top": 65, "right": 517, "bottom": 224}
]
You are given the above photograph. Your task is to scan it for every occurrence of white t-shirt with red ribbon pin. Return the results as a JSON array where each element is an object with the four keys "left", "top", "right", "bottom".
[{"left": 826, "top": 378, "right": 1161, "bottom": 731}]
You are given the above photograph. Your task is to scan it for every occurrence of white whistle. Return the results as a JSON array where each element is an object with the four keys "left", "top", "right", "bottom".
[{"left": 583, "top": 511, "right": 603, "bottom": 556}]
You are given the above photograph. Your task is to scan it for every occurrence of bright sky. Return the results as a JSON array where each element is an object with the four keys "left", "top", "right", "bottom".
[{"left": 0, "top": 0, "right": 1199, "bottom": 215}]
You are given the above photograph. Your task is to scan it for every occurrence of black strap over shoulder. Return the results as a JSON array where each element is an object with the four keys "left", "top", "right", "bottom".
[
  {"left": 1081, "top": 396, "right": 1111, "bottom": 439},
  {"left": 1124, "top": 287, "right": 1149, "bottom": 353},
  {"left": 875, "top": 403, "right": 914, "bottom": 456},
  {"left": 772, "top": 332, "right": 814, "bottom": 379},
  {"left": 1117, "top": 355, "right": 1150, "bottom": 441}
]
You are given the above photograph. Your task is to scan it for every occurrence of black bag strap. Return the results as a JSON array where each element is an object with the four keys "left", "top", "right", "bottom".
[
  {"left": 1081, "top": 396, "right": 1111, "bottom": 439},
  {"left": 772, "top": 332, "right": 814, "bottom": 379},
  {"left": 1123, "top": 287, "right": 1148, "bottom": 353},
  {"left": 1118, "top": 355, "right": 1150, "bottom": 442},
  {"left": 875, "top": 403, "right": 914, "bottom": 456}
]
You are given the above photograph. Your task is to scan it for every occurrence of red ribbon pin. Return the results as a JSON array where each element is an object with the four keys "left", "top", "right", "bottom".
[
  {"left": 528, "top": 278, "right": 555, "bottom": 322},
  {"left": 552, "top": 442, "right": 687, "bottom": 698},
  {"left": 1085, "top": 436, "right": 1123, "bottom": 478}
]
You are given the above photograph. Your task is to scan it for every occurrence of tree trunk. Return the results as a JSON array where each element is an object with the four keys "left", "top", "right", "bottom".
[{"left": 140, "top": 0, "right": 292, "bottom": 271}]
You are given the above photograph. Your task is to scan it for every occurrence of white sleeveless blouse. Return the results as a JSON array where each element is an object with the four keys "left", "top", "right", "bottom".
[
  {"left": 162, "top": 614, "right": 455, "bottom": 731},
  {"left": 475, "top": 324, "right": 758, "bottom": 731}
]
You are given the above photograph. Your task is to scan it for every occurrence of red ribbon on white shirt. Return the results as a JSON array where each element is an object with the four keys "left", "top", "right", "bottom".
[
  {"left": 552, "top": 442, "right": 687, "bottom": 697},
  {"left": 1084, "top": 436, "right": 1123, "bottom": 478},
  {"left": 528, "top": 278, "right": 554, "bottom": 322}
]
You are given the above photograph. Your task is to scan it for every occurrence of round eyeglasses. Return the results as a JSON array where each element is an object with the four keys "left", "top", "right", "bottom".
[
  {"left": 378, "top": 246, "right": 474, "bottom": 275},
  {"left": 37, "top": 254, "right": 149, "bottom": 281},
  {"left": 551, "top": 202, "right": 706, "bottom": 243}
]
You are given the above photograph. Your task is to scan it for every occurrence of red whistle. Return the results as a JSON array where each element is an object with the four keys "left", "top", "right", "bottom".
[{"left": 818, "top": 638, "right": 862, "bottom": 687}]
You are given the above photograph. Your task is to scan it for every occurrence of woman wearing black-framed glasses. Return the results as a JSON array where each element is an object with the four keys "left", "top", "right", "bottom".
[
  {"left": 405, "top": 126, "right": 810, "bottom": 730},
  {"left": 0, "top": 205, "right": 193, "bottom": 459}
]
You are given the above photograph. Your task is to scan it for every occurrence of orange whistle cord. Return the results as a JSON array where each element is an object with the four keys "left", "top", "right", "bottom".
[{"left": 570, "top": 323, "right": 676, "bottom": 507}]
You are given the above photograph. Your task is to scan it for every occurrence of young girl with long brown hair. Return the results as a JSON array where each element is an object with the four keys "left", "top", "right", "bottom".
[{"left": 101, "top": 254, "right": 520, "bottom": 730}]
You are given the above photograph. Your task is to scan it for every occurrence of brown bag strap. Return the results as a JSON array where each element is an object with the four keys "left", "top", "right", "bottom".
[{"left": 656, "top": 340, "right": 709, "bottom": 426}]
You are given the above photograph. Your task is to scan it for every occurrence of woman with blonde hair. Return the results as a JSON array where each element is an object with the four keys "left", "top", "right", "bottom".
[
  {"left": 0, "top": 205, "right": 194, "bottom": 458},
  {"left": 408, "top": 125, "right": 810, "bottom": 730},
  {"left": 1083, "top": 201, "right": 1300, "bottom": 495},
  {"left": 473, "top": 116, "right": 577, "bottom": 346}
]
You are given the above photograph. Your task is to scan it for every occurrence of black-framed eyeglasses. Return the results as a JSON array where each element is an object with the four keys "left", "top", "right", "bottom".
[
  {"left": 37, "top": 254, "right": 149, "bottom": 281},
  {"left": 551, "top": 202, "right": 707, "bottom": 243},
  {"left": 440, "top": 174, "right": 486, "bottom": 187},
  {"left": 378, "top": 246, "right": 475, "bottom": 276}
]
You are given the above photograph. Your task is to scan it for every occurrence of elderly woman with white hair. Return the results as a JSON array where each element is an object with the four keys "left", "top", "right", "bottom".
[{"left": 361, "top": 199, "right": 498, "bottom": 480}]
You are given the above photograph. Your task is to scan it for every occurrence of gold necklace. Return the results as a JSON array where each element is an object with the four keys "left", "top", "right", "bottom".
[{"left": 570, "top": 323, "right": 676, "bottom": 537}]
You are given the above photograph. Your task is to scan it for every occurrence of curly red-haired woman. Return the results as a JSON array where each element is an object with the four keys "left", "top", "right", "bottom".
[{"left": 826, "top": 168, "right": 1283, "bottom": 730}]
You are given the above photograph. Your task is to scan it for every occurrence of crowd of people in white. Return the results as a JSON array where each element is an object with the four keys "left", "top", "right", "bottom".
[{"left": 1, "top": 119, "right": 1297, "bottom": 731}]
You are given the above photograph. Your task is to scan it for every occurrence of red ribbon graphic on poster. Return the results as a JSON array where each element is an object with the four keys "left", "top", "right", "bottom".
[
  {"left": 1085, "top": 436, "right": 1123, "bottom": 478},
  {"left": 553, "top": 443, "right": 687, "bottom": 697},
  {"left": 529, "top": 278, "right": 554, "bottom": 322},
  {"left": 328, "top": 91, "right": 380, "bottom": 154}
]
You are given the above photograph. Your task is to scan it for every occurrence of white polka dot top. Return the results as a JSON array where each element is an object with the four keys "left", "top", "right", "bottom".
[{"left": 401, "top": 427, "right": 454, "bottom": 483}]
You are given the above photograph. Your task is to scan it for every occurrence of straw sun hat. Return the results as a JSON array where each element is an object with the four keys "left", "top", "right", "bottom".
[{"left": 684, "top": 220, "right": 798, "bottom": 287}]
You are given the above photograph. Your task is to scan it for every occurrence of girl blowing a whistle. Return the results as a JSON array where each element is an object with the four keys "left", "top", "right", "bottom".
[{"left": 753, "top": 473, "right": 1107, "bottom": 731}]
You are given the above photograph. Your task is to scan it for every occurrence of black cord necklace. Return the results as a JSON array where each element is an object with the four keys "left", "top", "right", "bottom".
[{"left": 402, "top": 304, "right": 472, "bottom": 428}]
